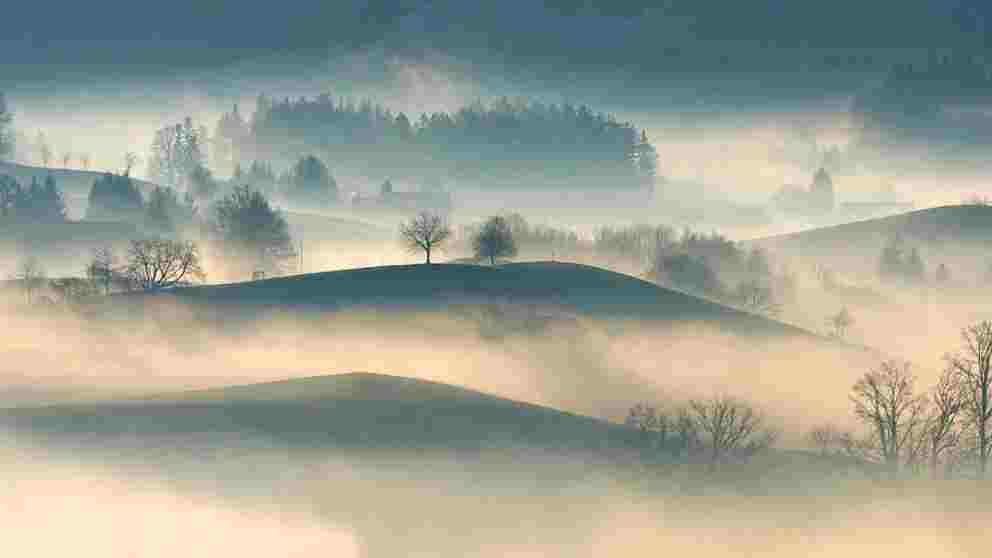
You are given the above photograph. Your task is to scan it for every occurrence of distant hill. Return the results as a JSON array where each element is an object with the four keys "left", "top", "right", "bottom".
[{"left": 751, "top": 204, "right": 992, "bottom": 276}]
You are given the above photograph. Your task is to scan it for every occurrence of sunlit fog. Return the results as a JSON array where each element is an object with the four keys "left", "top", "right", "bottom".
[{"left": 2, "top": 1, "right": 992, "bottom": 556}]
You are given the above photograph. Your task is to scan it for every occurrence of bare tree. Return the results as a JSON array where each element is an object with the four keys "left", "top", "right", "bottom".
[
  {"left": 673, "top": 407, "right": 701, "bottom": 458},
  {"left": 850, "top": 360, "right": 928, "bottom": 474},
  {"left": 13, "top": 256, "right": 46, "bottom": 304},
  {"left": 688, "top": 395, "right": 776, "bottom": 471},
  {"left": 923, "top": 367, "right": 964, "bottom": 479},
  {"left": 808, "top": 424, "right": 845, "bottom": 456},
  {"left": 50, "top": 277, "right": 98, "bottom": 306},
  {"left": 86, "top": 247, "right": 120, "bottom": 295},
  {"left": 948, "top": 321, "right": 992, "bottom": 479},
  {"left": 472, "top": 216, "right": 517, "bottom": 265},
  {"left": 62, "top": 152, "right": 71, "bottom": 169},
  {"left": 736, "top": 279, "right": 779, "bottom": 316},
  {"left": 625, "top": 403, "right": 668, "bottom": 450},
  {"left": 124, "top": 239, "right": 205, "bottom": 291},
  {"left": 400, "top": 211, "right": 451, "bottom": 264}
]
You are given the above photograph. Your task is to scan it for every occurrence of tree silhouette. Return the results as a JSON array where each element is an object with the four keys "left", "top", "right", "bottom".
[
  {"left": 947, "top": 321, "right": 992, "bottom": 479},
  {"left": 400, "top": 212, "right": 451, "bottom": 264},
  {"left": 123, "top": 239, "right": 204, "bottom": 291},
  {"left": 472, "top": 216, "right": 517, "bottom": 265},
  {"left": 850, "top": 360, "right": 927, "bottom": 475},
  {"left": 212, "top": 186, "right": 295, "bottom": 275},
  {"left": 0, "top": 93, "right": 13, "bottom": 160}
]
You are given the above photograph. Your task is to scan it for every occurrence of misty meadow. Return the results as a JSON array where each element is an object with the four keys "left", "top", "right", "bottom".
[{"left": 3, "top": 2, "right": 992, "bottom": 556}]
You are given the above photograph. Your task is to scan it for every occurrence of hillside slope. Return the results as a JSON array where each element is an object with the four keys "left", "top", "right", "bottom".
[
  {"left": 751, "top": 204, "right": 992, "bottom": 275},
  {"left": 148, "top": 262, "right": 817, "bottom": 338},
  {"left": 3, "top": 372, "right": 642, "bottom": 456}
]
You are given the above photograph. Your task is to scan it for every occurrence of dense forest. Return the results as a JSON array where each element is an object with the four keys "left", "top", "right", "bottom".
[{"left": 215, "top": 95, "right": 658, "bottom": 191}]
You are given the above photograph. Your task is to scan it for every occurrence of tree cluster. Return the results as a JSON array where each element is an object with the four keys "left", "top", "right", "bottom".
[
  {"left": 86, "top": 173, "right": 144, "bottom": 222},
  {"left": 211, "top": 186, "right": 295, "bottom": 275},
  {"left": 813, "top": 321, "right": 992, "bottom": 479},
  {"left": 626, "top": 396, "right": 777, "bottom": 472},
  {"left": 224, "top": 94, "right": 657, "bottom": 190},
  {"left": 0, "top": 175, "right": 66, "bottom": 223},
  {"left": 878, "top": 235, "right": 926, "bottom": 281},
  {"left": 285, "top": 155, "right": 337, "bottom": 206},
  {"left": 87, "top": 173, "right": 197, "bottom": 234},
  {"left": 0, "top": 92, "right": 13, "bottom": 161},
  {"left": 147, "top": 117, "right": 211, "bottom": 192}
]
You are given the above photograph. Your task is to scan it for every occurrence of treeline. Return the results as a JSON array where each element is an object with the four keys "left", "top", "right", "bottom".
[
  {"left": 809, "top": 321, "right": 992, "bottom": 480},
  {"left": 461, "top": 215, "right": 790, "bottom": 316},
  {"left": 216, "top": 94, "right": 658, "bottom": 189}
]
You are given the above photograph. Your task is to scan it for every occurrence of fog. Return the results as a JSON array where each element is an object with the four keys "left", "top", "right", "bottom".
[{"left": 3, "top": 7, "right": 992, "bottom": 554}]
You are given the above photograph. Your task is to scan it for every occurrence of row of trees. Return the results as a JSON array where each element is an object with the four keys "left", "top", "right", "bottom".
[
  {"left": 11, "top": 239, "right": 204, "bottom": 305},
  {"left": 625, "top": 395, "right": 776, "bottom": 472},
  {"left": 812, "top": 321, "right": 992, "bottom": 479},
  {"left": 86, "top": 172, "right": 198, "bottom": 234},
  {"left": 400, "top": 212, "right": 517, "bottom": 265},
  {"left": 0, "top": 93, "right": 13, "bottom": 161}
]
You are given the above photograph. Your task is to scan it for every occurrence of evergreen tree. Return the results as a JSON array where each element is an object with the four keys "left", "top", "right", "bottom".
[
  {"left": 810, "top": 168, "right": 836, "bottom": 213},
  {"left": 287, "top": 155, "right": 337, "bottom": 205},
  {"left": 0, "top": 92, "right": 13, "bottom": 161}
]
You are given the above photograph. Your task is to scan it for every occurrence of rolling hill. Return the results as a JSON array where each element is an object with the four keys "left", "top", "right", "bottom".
[
  {"left": 139, "top": 262, "right": 822, "bottom": 339},
  {"left": 2, "top": 372, "right": 643, "bottom": 457},
  {"left": 751, "top": 204, "right": 992, "bottom": 276}
]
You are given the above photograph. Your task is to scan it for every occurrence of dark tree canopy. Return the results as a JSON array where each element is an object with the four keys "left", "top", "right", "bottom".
[
  {"left": 87, "top": 173, "right": 144, "bottom": 222},
  {"left": 225, "top": 94, "right": 657, "bottom": 190},
  {"left": 472, "top": 216, "right": 517, "bottom": 265},
  {"left": 0, "top": 92, "right": 13, "bottom": 161},
  {"left": 287, "top": 155, "right": 337, "bottom": 204},
  {"left": 124, "top": 239, "right": 205, "bottom": 291},
  {"left": 212, "top": 186, "right": 295, "bottom": 274},
  {"left": 0, "top": 174, "right": 66, "bottom": 223},
  {"left": 879, "top": 235, "right": 926, "bottom": 281},
  {"left": 145, "top": 186, "right": 197, "bottom": 232}
]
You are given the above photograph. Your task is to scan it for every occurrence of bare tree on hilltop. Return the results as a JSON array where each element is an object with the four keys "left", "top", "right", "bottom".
[
  {"left": 123, "top": 239, "right": 204, "bottom": 291},
  {"left": 401, "top": 211, "right": 451, "bottom": 264}
]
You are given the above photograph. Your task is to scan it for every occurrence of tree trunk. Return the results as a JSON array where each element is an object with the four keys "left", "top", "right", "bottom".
[
  {"left": 929, "top": 444, "right": 939, "bottom": 481},
  {"left": 489, "top": 254, "right": 495, "bottom": 265},
  {"left": 425, "top": 247, "right": 431, "bottom": 264}
]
